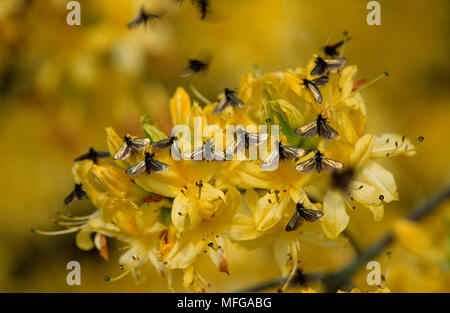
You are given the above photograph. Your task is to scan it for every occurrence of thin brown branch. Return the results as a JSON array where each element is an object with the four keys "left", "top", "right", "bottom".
[{"left": 238, "top": 184, "right": 450, "bottom": 293}]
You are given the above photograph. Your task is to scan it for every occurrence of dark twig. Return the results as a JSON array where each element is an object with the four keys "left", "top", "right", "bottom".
[{"left": 238, "top": 184, "right": 450, "bottom": 293}]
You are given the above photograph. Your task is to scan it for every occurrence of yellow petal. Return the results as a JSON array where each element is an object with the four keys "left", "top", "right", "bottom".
[
  {"left": 229, "top": 213, "right": 261, "bottom": 241},
  {"left": 359, "top": 161, "right": 399, "bottom": 202},
  {"left": 169, "top": 87, "right": 191, "bottom": 126},
  {"left": 339, "top": 65, "right": 358, "bottom": 98},
  {"left": 351, "top": 134, "right": 375, "bottom": 170},
  {"left": 208, "top": 235, "right": 229, "bottom": 274},
  {"left": 321, "top": 190, "right": 349, "bottom": 239},
  {"left": 274, "top": 236, "right": 299, "bottom": 277},
  {"left": 371, "top": 133, "right": 417, "bottom": 158},
  {"left": 166, "top": 230, "right": 205, "bottom": 269},
  {"left": 254, "top": 192, "right": 290, "bottom": 232},
  {"left": 171, "top": 194, "right": 191, "bottom": 233}
]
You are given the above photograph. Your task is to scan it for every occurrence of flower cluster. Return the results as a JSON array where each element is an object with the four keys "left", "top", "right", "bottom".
[{"left": 37, "top": 50, "right": 417, "bottom": 292}]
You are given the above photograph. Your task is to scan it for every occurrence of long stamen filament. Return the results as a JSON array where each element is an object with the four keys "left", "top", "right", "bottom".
[
  {"left": 106, "top": 260, "right": 137, "bottom": 282},
  {"left": 188, "top": 81, "right": 211, "bottom": 106},
  {"left": 32, "top": 227, "right": 80, "bottom": 236},
  {"left": 351, "top": 71, "right": 388, "bottom": 95},
  {"left": 56, "top": 211, "right": 96, "bottom": 221}
]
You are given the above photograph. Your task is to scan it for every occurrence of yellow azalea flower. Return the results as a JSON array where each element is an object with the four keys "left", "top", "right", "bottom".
[
  {"left": 38, "top": 47, "right": 417, "bottom": 292},
  {"left": 165, "top": 187, "right": 240, "bottom": 277},
  {"left": 321, "top": 133, "right": 416, "bottom": 238}
]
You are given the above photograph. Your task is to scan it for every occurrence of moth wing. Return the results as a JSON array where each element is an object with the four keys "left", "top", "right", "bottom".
[
  {"left": 299, "top": 207, "right": 324, "bottom": 222},
  {"left": 295, "top": 121, "right": 318, "bottom": 137},
  {"left": 170, "top": 140, "right": 182, "bottom": 160},
  {"left": 212, "top": 96, "right": 229, "bottom": 115},
  {"left": 149, "top": 158, "right": 169, "bottom": 173},
  {"left": 311, "top": 62, "right": 326, "bottom": 76},
  {"left": 260, "top": 148, "right": 279, "bottom": 170},
  {"left": 130, "top": 138, "right": 151, "bottom": 149},
  {"left": 225, "top": 138, "right": 241, "bottom": 159},
  {"left": 281, "top": 145, "right": 305, "bottom": 159},
  {"left": 229, "top": 93, "right": 245, "bottom": 108},
  {"left": 151, "top": 137, "right": 173, "bottom": 149},
  {"left": 321, "top": 157, "right": 344, "bottom": 172},
  {"left": 126, "top": 160, "right": 147, "bottom": 176},
  {"left": 318, "top": 121, "right": 339, "bottom": 140},
  {"left": 295, "top": 157, "right": 317, "bottom": 173},
  {"left": 311, "top": 76, "right": 329, "bottom": 88},
  {"left": 212, "top": 147, "right": 225, "bottom": 161},
  {"left": 180, "top": 66, "right": 194, "bottom": 78},
  {"left": 183, "top": 147, "right": 203, "bottom": 160},
  {"left": 74, "top": 153, "right": 89, "bottom": 162},
  {"left": 324, "top": 58, "right": 346, "bottom": 70},
  {"left": 306, "top": 82, "right": 323, "bottom": 104},
  {"left": 247, "top": 132, "right": 268, "bottom": 146},
  {"left": 76, "top": 188, "right": 88, "bottom": 201},
  {"left": 96, "top": 151, "right": 111, "bottom": 158},
  {"left": 127, "top": 15, "right": 144, "bottom": 29},
  {"left": 113, "top": 142, "right": 131, "bottom": 160},
  {"left": 64, "top": 190, "right": 76, "bottom": 206},
  {"left": 285, "top": 210, "right": 303, "bottom": 232}
]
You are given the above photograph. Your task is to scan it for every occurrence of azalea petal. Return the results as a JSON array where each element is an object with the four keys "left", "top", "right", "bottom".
[
  {"left": 254, "top": 192, "right": 290, "bottom": 232},
  {"left": 299, "top": 231, "right": 348, "bottom": 250},
  {"left": 169, "top": 87, "right": 191, "bottom": 126},
  {"left": 274, "top": 236, "right": 299, "bottom": 277},
  {"left": 245, "top": 189, "right": 258, "bottom": 215},
  {"left": 166, "top": 231, "right": 205, "bottom": 269},
  {"left": 351, "top": 134, "right": 375, "bottom": 170},
  {"left": 229, "top": 213, "right": 261, "bottom": 241},
  {"left": 371, "top": 133, "right": 417, "bottom": 159},
  {"left": 171, "top": 194, "right": 192, "bottom": 233},
  {"left": 339, "top": 65, "right": 358, "bottom": 98},
  {"left": 321, "top": 190, "right": 349, "bottom": 239},
  {"left": 359, "top": 161, "right": 399, "bottom": 202},
  {"left": 208, "top": 236, "right": 229, "bottom": 274}
]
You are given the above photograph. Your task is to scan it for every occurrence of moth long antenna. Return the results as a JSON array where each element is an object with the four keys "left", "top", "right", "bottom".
[
  {"left": 282, "top": 0, "right": 314, "bottom": 44},
  {"left": 351, "top": 71, "right": 389, "bottom": 95},
  {"left": 188, "top": 81, "right": 211, "bottom": 106}
]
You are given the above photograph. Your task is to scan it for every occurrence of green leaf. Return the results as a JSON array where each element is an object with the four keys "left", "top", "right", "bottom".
[{"left": 140, "top": 114, "right": 168, "bottom": 142}]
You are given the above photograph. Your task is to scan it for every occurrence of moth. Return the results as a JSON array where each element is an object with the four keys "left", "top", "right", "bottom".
[
  {"left": 261, "top": 141, "right": 305, "bottom": 170},
  {"left": 295, "top": 150, "right": 343, "bottom": 173},
  {"left": 310, "top": 57, "right": 346, "bottom": 76},
  {"left": 193, "top": 0, "right": 210, "bottom": 20},
  {"left": 212, "top": 88, "right": 245, "bottom": 115},
  {"left": 225, "top": 128, "right": 269, "bottom": 159},
  {"left": 64, "top": 183, "right": 88, "bottom": 205},
  {"left": 295, "top": 114, "right": 339, "bottom": 140},
  {"left": 74, "top": 147, "right": 110, "bottom": 164},
  {"left": 182, "top": 139, "right": 225, "bottom": 161},
  {"left": 289, "top": 268, "right": 323, "bottom": 287},
  {"left": 181, "top": 59, "right": 210, "bottom": 77},
  {"left": 324, "top": 36, "right": 351, "bottom": 57},
  {"left": 126, "top": 152, "right": 169, "bottom": 176},
  {"left": 127, "top": 7, "right": 164, "bottom": 29},
  {"left": 113, "top": 136, "right": 151, "bottom": 160},
  {"left": 302, "top": 76, "right": 328, "bottom": 104},
  {"left": 285, "top": 202, "right": 324, "bottom": 231}
]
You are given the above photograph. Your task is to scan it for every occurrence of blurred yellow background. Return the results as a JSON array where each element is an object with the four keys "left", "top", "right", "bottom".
[{"left": 0, "top": 0, "right": 448, "bottom": 292}]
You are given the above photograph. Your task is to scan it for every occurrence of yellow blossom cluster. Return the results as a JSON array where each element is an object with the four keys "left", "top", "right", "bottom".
[{"left": 39, "top": 53, "right": 417, "bottom": 292}]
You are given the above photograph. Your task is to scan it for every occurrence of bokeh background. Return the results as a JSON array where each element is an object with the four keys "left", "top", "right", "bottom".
[{"left": 0, "top": 0, "right": 448, "bottom": 292}]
